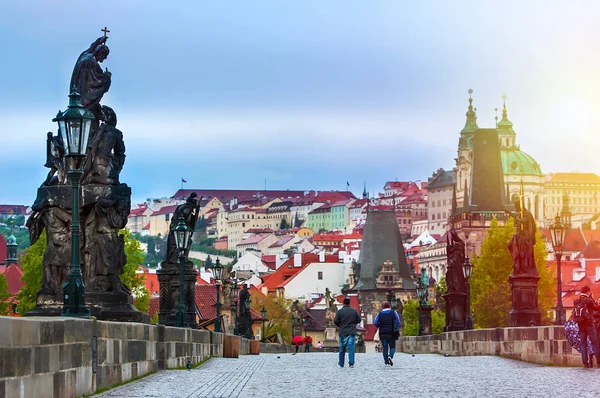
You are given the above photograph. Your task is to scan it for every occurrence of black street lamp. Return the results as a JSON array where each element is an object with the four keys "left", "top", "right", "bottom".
[
  {"left": 260, "top": 306, "right": 267, "bottom": 343},
  {"left": 550, "top": 215, "right": 567, "bottom": 325},
  {"left": 232, "top": 278, "right": 240, "bottom": 335},
  {"left": 58, "top": 87, "right": 94, "bottom": 318},
  {"left": 211, "top": 258, "right": 224, "bottom": 333},
  {"left": 174, "top": 217, "right": 192, "bottom": 327},
  {"left": 244, "top": 295, "right": 253, "bottom": 339},
  {"left": 291, "top": 314, "right": 295, "bottom": 340},
  {"left": 462, "top": 257, "right": 474, "bottom": 330},
  {"left": 415, "top": 274, "right": 425, "bottom": 336}
]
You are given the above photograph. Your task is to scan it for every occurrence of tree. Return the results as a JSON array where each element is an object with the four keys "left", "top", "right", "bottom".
[
  {"left": 150, "top": 312, "right": 159, "bottom": 324},
  {"left": 205, "top": 255, "right": 213, "bottom": 269},
  {"left": 250, "top": 293, "right": 294, "bottom": 343},
  {"left": 120, "top": 229, "right": 150, "bottom": 313},
  {"left": 431, "top": 308, "right": 445, "bottom": 334},
  {"left": 470, "top": 217, "right": 555, "bottom": 328},
  {"left": 434, "top": 277, "right": 447, "bottom": 311},
  {"left": 402, "top": 298, "right": 419, "bottom": 336},
  {"left": 16, "top": 230, "right": 46, "bottom": 314},
  {"left": 0, "top": 273, "right": 11, "bottom": 315},
  {"left": 280, "top": 218, "right": 290, "bottom": 230}
]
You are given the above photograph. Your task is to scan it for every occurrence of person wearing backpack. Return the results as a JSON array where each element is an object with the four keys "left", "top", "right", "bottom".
[
  {"left": 374, "top": 301, "right": 401, "bottom": 366},
  {"left": 573, "top": 286, "right": 600, "bottom": 367}
]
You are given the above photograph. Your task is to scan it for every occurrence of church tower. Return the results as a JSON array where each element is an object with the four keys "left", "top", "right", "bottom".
[
  {"left": 455, "top": 89, "right": 478, "bottom": 208},
  {"left": 6, "top": 224, "right": 18, "bottom": 265},
  {"left": 561, "top": 191, "right": 572, "bottom": 229},
  {"left": 497, "top": 97, "right": 516, "bottom": 149}
]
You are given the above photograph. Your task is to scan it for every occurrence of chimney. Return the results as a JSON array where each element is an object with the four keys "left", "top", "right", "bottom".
[
  {"left": 319, "top": 251, "right": 325, "bottom": 262},
  {"left": 294, "top": 253, "right": 302, "bottom": 268}
]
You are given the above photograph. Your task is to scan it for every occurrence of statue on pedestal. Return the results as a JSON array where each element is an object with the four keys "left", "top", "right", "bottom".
[
  {"left": 163, "top": 193, "right": 200, "bottom": 266},
  {"left": 443, "top": 229, "right": 467, "bottom": 331},
  {"left": 506, "top": 199, "right": 538, "bottom": 276}
]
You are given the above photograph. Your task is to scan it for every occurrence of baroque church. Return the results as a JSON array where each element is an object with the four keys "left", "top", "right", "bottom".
[{"left": 455, "top": 91, "right": 544, "bottom": 225}]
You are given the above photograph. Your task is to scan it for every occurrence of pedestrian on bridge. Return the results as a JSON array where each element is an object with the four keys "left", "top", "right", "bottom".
[
  {"left": 374, "top": 301, "right": 400, "bottom": 366},
  {"left": 334, "top": 297, "right": 361, "bottom": 368},
  {"left": 573, "top": 286, "right": 600, "bottom": 368}
]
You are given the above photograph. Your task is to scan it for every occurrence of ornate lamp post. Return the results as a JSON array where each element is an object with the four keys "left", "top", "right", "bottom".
[
  {"left": 260, "top": 306, "right": 267, "bottom": 343},
  {"left": 211, "top": 258, "right": 224, "bottom": 332},
  {"left": 57, "top": 87, "right": 95, "bottom": 317},
  {"left": 550, "top": 215, "right": 567, "bottom": 325},
  {"left": 245, "top": 295, "right": 253, "bottom": 339},
  {"left": 462, "top": 257, "right": 474, "bottom": 330},
  {"left": 174, "top": 218, "right": 192, "bottom": 327},
  {"left": 416, "top": 274, "right": 426, "bottom": 336},
  {"left": 232, "top": 278, "right": 240, "bottom": 335}
]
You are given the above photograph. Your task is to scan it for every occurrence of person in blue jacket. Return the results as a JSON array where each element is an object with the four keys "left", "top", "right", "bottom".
[{"left": 374, "top": 301, "right": 400, "bottom": 366}]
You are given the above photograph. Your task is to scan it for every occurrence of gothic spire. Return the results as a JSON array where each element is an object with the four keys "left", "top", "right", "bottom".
[
  {"left": 461, "top": 88, "right": 479, "bottom": 133},
  {"left": 497, "top": 94, "right": 515, "bottom": 133},
  {"left": 363, "top": 181, "right": 368, "bottom": 199}
]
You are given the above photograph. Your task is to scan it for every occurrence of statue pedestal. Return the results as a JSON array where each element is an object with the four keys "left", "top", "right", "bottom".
[
  {"left": 420, "top": 305, "right": 433, "bottom": 335},
  {"left": 443, "top": 292, "right": 466, "bottom": 332},
  {"left": 323, "top": 327, "right": 338, "bottom": 347},
  {"left": 509, "top": 274, "right": 541, "bottom": 326},
  {"left": 87, "top": 292, "right": 146, "bottom": 322},
  {"left": 157, "top": 263, "right": 198, "bottom": 328}
]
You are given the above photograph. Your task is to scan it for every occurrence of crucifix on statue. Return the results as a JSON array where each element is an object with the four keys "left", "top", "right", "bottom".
[{"left": 101, "top": 26, "right": 110, "bottom": 38}]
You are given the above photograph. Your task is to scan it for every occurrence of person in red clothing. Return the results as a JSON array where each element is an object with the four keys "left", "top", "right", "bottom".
[
  {"left": 292, "top": 335, "right": 304, "bottom": 355},
  {"left": 303, "top": 335, "right": 313, "bottom": 352},
  {"left": 573, "top": 286, "right": 600, "bottom": 367}
]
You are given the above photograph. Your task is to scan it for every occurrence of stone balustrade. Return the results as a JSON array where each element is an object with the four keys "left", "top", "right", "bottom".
[
  {"left": 400, "top": 325, "right": 583, "bottom": 366},
  {"left": 0, "top": 316, "right": 292, "bottom": 397}
]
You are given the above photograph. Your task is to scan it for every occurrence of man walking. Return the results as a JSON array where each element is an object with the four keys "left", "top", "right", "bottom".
[
  {"left": 334, "top": 297, "right": 361, "bottom": 368},
  {"left": 374, "top": 301, "right": 400, "bottom": 366},
  {"left": 573, "top": 286, "right": 600, "bottom": 367}
]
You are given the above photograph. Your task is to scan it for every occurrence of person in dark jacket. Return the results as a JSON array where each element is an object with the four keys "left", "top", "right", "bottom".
[
  {"left": 374, "top": 301, "right": 400, "bottom": 366},
  {"left": 573, "top": 285, "right": 600, "bottom": 367},
  {"left": 334, "top": 297, "right": 361, "bottom": 367}
]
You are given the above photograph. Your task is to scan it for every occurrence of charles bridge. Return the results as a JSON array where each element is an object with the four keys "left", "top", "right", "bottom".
[{"left": 0, "top": 315, "right": 597, "bottom": 397}]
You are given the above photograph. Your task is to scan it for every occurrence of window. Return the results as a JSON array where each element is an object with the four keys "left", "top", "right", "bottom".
[{"left": 318, "top": 271, "right": 323, "bottom": 280}]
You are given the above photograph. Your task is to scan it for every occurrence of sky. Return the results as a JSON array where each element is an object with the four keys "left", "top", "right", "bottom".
[{"left": 2, "top": 1, "right": 600, "bottom": 205}]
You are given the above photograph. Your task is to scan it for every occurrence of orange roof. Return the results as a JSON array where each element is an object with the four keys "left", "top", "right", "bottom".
[
  {"left": 258, "top": 253, "right": 340, "bottom": 292},
  {"left": 142, "top": 272, "right": 159, "bottom": 295},
  {"left": 1, "top": 264, "right": 23, "bottom": 295}
]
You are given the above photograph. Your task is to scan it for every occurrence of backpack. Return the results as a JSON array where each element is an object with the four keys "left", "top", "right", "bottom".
[{"left": 574, "top": 299, "right": 590, "bottom": 324}]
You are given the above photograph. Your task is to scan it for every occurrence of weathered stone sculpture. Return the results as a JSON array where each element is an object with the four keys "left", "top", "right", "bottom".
[
  {"left": 157, "top": 194, "right": 200, "bottom": 328},
  {"left": 506, "top": 197, "right": 541, "bottom": 326},
  {"left": 443, "top": 229, "right": 467, "bottom": 331},
  {"left": 26, "top": 32, "right": 143, "bottom": 322},
  {"left": 238, "top": 284, "right": 251, "bottom": 337}
]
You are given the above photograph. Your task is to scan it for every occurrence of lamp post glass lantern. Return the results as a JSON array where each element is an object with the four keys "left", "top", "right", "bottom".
[
  {"left": 174, "top": 218, "right": 192, "bottom": 327},
  {"left": 260, "top": 306, "right": 267, "bottom": 342},
  {"left": 462, "top": 258, "right": 474, "bottom": 330},
  {"left": 212, "top": 258, "right": 224, "bottom": 333},
  {"left": 59, "top": 87, "right": 95, "bottom": 317},
  {"left": 550, "top": 215, "right": 567, "bottom": 325}
]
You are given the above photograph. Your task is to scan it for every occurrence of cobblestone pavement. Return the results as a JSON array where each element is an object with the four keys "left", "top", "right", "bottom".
[{"left": 96, "top": 353, "right": 600, "bottom": 397}]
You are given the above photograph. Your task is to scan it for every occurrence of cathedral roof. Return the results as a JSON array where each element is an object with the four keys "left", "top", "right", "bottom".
[
  {"left": 496, "top": 101, "right": 515, "bottom": 134},
  {"left": 500, "top": 149, "right": 543, "bottom": 176},
  {"left": 461, "top": 89, "right": 479, "bottom": 133}
]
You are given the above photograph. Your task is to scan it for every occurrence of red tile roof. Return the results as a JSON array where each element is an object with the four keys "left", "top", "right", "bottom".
[
  {"left": 1, "top": 264, "right": 23, "bottom": 295},
  {"left": 576, "top": 241, "right": 600, "bottom": 260},
  {"left": 129, "top": 204, "right": 148, "bottom": 217},
  {"left": 172, "top": 189, "right": 306, "bottom": 203},
  {"left": 239, "top": 233, "right": 272, "bottom": 246},
  {"left": 546, "top": 173, "right": 600, "bottom": 184},
  {"left": 151, "top": 205, "right": 179, "bottom": 216},
  {"left": 0, "top": 205, "right": 27, "bottom": 215},
  {"left": 258, "top": 253, "right": 340, "bottom": 292},
  {"left": 195, "top": 284, "right": 218, "bottom": 319},
  {"left": 142, "top": 272, "right": 159, "bottom": 295},
  {"left": 269, "top": 236, "right": 294, "bottom": 248}
]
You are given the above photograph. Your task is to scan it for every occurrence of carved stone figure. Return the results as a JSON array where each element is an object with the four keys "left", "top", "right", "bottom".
[
  {"left": 82, "top": 106, "right": 125, "bottom": 185},
  {"left": 27, "top": 206, "right": 72, "bottom": 295},
  {"left": 163, "top": 193, "right": 200, "bottom": 265},
  {"left": 83, "top": 196, "right": 130, "bottom": 293},
  {"left": 446, "top": 230, "right": 466, "bottom": 293},
  {"left": 238, "top": 284, "right": 250, "bottom": 334},
  {"left": 507, "top": 200, "right": 537, "bottom": 276},
  {"left": 44, "top": 132, "right": 66, "bottom": 186},
  {"left": 70, "top": 36, "right": 111, "bottom": 121}
]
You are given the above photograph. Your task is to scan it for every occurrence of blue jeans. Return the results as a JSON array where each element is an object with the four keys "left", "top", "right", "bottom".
[
  {"left": 579, "top": 322, "right": 600, "bottom": 365},
  {"left": 338, "top": 335, "right": 356, "bottom": 366},
  {"left": 380, "top": 334, "right": 396, "bottom": 364}
]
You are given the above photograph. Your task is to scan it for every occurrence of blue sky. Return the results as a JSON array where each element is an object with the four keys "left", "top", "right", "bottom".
[{"left": 2, "top": 1, "right": 600, "bottom": 205}]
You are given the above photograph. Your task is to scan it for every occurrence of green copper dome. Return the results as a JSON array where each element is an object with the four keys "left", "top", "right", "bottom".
[{"left": 500, "top": 149, "right": 542, "bottom": 176}]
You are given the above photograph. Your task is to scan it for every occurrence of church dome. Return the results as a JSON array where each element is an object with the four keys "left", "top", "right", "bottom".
[{"left": 500, "top": 149, "right": 542, "bottom": 176}]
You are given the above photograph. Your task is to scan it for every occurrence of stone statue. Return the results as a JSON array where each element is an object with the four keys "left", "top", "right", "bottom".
[
  {"left": 26, "top": 205, "right": 72, "bottom": 296},
  {"left": 83, "top": 195, "right": 130, "bottom": 293},
  {"left": 238, "top": 284, "right": 250, "bottom": 334},
  {"left": 70, "top": 36, "right": 112, "bottom": 121},
  {"left": 164, "top": 193, "right": 200, "bottom": 265},
  {"left": 419, "top": 267, "right": 430, "bottom": 306},
  {"left": 506, "top": 200, "right": 537, "bottom": 276},
  {"left": 324, "top": 288, "right": 337, "bottom": 326},
  {"left": 43, "top": 131, "right": 66, "bottom": 186},
  {"left": 446, "top": 230, "right": 466, "bottom": 293},
  {"left": 82, "top": 106, "right": 125, "bottom": 185}
]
